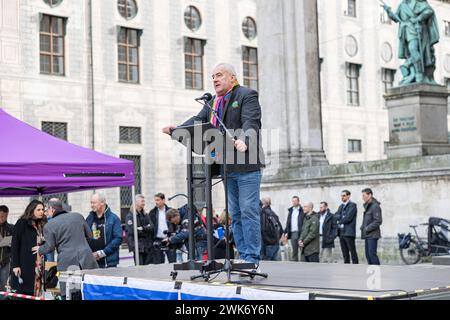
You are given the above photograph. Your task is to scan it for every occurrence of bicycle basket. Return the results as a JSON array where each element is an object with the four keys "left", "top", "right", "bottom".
[{"left": 398, "top": 233, "right": 411, "bottom": 249}]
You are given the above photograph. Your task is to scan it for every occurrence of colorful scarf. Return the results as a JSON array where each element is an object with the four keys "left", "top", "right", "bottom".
[
  {"left": 33, "top": 221, "right": 45, "bottom": 297},
  {"left": 210, "top": 83, "right": 239, "bottom": 128}
]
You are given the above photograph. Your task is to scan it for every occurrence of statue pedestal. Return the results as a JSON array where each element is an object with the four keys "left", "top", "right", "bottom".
[{"left": 385, "top": 84, "right": 450, "bottom": 158}]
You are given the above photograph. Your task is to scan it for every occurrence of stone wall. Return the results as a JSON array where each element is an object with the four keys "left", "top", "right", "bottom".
[{"left": 261, "top": 155, "right": 450, "bottom": 258}]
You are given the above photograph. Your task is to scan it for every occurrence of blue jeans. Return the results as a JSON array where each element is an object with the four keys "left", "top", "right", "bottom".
[
  {"left": 262, "top": 245, "right": 280, "bottom": 261},
  {"left": 227, "top": 170, "right": 262, "bottom": 264},
  {"left": 365, "top": 238, "right": 380, "bottom": 265}
]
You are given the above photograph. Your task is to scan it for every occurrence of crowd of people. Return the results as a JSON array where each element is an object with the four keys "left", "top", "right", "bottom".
[
  {"left": 260, "top": 188, "right": 383, "bottom": 265},
  {"left": 0, "top": 187, "right": 383, "bottom": 298}
]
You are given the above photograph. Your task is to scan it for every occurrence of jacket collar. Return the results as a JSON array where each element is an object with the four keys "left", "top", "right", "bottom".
[
  {"left": 52, "top": 210, "right": 68, "bottom": 219},
  {"left": 220, "top": 85, "right": 240, "bottom": 121},
  {"left": 90, "top": 206, "right": 111, "bottom": 219}
]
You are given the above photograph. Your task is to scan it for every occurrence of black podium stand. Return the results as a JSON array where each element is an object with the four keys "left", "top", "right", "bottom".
[{"left": 170, "top": 121, "right": 268, "bottom": 282}]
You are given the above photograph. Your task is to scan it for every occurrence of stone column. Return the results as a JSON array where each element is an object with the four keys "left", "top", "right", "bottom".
[
  {"left": 385, "top": 84, "right": 450, "bottom": 158},
  {"left": 257, "top": 0, "right": 328, "bottom": 172}
]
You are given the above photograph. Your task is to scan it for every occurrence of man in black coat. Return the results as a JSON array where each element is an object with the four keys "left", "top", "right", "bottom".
[
  {"left": 148, "top": 193, "right": 175, "bottom": 264},
  {"left": 335, "top": 190, "right": 359, "bottom": 264},
  {"left": 126, "top": 195, "right": 154, "bottom": 266},
  {"left": 361, "top": 188, "right": 383, "bottom": 265},
  {"left": 260, "top": 197, "right": 283, "bottom": 261},
  {"left": 0, "top": 205, "right": 14, "bottom": 291},
  {"left": 282, "top": 196, "right": 304, "bottom": 262},
  {"left": 319, "top": 202, "right": 337, "bottom": 263},
  {"left": 163, "top": 63, "right": 265, "bottom": 264}
]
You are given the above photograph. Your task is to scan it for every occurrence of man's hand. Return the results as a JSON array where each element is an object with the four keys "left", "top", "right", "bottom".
[
  {"left": 281, "top": 234, "right": 288, "bottom": 245},
  {"left": 234, "top": 139, "right": 248, "bottom": 153},
  {"left": 137, "top": 227, "right": 143, "bottom": 232},
  {"left": 162, "top": 125, "right": 176, "bottom": 135},
  {"left": 93, "top": 251, "right": 106, "bottom": 261},
  {"left": 298, "top": 240, "right": 304, "bottom": 248},
  {"left": 32, "top": 246, "right": 40, "bottom": 255}
]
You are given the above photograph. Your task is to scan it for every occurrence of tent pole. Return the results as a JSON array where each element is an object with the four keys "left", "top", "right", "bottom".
[{"left": 131, "top": 186, "right": 140, "bottom": 266}]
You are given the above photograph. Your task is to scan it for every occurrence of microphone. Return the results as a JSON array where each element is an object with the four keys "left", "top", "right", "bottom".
[{"left": 195, "top": 93, "right": 213, "bottom": 102}]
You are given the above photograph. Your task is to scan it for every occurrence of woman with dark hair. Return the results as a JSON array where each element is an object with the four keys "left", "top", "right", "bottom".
[{"left": 10, "top": 200, "right": 46, "bottom": 296}]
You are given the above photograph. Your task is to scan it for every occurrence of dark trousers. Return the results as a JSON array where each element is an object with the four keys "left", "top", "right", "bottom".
[
  {"left": 365, "top": 239, "right": 380, "bottom": 265},
  {"left": 151, "top": 248, "right": 176, "bottom": 264},
  {"left": 304, "top": 253, "right": 320, "bottom": 263},
  {"left": 134, "top": 251, "right": 152, "bottom": 266},
  {"left": 290, "top": 231, "right": 301, "bottom": 262},
  {"left": 339, "top": 236, "right": 359, "bottom": 264}
]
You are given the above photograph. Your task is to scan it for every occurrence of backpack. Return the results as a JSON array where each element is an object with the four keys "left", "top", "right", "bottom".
[{"left": 261, "top": 209, "right": 283, "bottom": 245}]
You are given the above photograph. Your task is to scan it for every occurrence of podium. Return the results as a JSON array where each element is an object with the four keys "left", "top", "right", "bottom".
[
  {"left": 170, "top": 123, "right": 218, "bottom": 272},
  {"left": 170, "top": 122, "right": 267, "bottom": 282}
]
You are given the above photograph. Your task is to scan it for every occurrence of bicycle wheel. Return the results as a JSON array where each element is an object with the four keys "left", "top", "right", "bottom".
[{"left": 400, "top": 241, "right": 422, "bottom": 265}]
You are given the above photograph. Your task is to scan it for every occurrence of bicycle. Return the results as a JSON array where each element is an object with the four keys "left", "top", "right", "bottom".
[{"left": 398, "top": 224, "right": 429, "bottom": 265}]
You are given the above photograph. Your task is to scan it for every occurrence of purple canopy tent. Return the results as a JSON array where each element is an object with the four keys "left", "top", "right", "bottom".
[{"left": 0, "top": 108, "right": 141, "bottom": 265}]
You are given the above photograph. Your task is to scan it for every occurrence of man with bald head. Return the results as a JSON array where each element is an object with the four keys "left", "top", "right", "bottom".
[
  {"left": 163, "top": 63, "right": 265, "bottom": 265},
  {"left": 299, "top": 202, "right": 320, "bottom": 263},
  {"left": 86, "top": 193, "right": 122, "bottom": 268}
]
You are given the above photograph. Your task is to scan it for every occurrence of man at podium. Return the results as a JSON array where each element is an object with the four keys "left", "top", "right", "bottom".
[{"left": 163, "top": 63, "right": 265, "bottom": 265}]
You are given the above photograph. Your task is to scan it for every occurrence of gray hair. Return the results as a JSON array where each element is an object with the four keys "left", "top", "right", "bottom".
[
  {"left": 213, "top": 63, "right": 237, "bottom": 77},
  {"left": 47, "top": 199, "right": 64, "bottom": 212},
  {"left": 304, "top": 202, "right": 314, "bottom": 209},
  {"left": 92, "top": 192, "right": 107, "bottom": 204},
  {"left": 135, "top": 194, "right": 145, "bottom": 201},
  {"left": 261, "top": 197, "right": 271, "bottom": 206}
]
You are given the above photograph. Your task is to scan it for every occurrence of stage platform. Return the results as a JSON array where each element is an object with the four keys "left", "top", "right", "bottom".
[{"left": 60, "top": 261, "right": 450, "bottom": 300}]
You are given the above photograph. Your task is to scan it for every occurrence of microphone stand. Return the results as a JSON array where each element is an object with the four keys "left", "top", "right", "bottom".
[{"left": 189, "top": 96, "right": 268, "bottom": 283}]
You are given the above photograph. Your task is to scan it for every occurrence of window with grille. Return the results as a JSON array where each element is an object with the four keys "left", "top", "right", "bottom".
[
  {"left": 242, "top": 17, "right": 257, "bottom": 40},
  {"left": 346, "top": 63, "right": 361, "bottom": 106},
  {"left": 118, "top": 0, "right": 138, "bottom": 20},
  {"left": 243, "top": 46, "right": 259, "bottom": 90},
  {"left": 119, "top": 126, "right": 141, "bottom": 144},
  {"left": 345, "top": 0, "right": 356, "bottom": 17},
  {"left": 120, "top": 155, "right": 142, "bottom": 221},
  {"left": 185, "top": 38, "right": 204, "bottom": 90},
  {"left": 348, "top": 139, "right": 362, "bottom": 153},
  {"left": 184, "top": 6, "right": 202, "bottom": 32},
  {"left": 42, "top": 121, "right": 68, "bottom": 141},
  {"left": 40, "top": 15, "right": 66, "bottom": 76},
  {"left": 41, "top": 121, "right": 68, "bottom": 204},
  {"left": 445, "top": 21, "right": 450, "bottom": 37},
  {"left": 118, "top": 27, "right": 140, "bottom": 83},
  {"left": 382, "top": 68, "right": 396, "bottom": 94}
]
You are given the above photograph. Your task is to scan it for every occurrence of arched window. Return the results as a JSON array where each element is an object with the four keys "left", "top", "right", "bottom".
[
  {"left": 242, "top": 17, "right": 257, "bottom": 40},
  {"left": 184, "top": 6, "right": 202, "bottom": 32},
  {"left": 118, "top": 0, "right": 138, "bottom": 20},
  {"left": 43, "top": 0, "right": 63, "bottom": 8}
]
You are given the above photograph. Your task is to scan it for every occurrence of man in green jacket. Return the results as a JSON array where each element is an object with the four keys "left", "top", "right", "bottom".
[{"left": 299, "top": 202, "right": 320, "bottom": 263}]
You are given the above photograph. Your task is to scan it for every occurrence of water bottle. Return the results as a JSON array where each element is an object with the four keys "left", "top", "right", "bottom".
[{"left": 92, "top": 222, "right": 98, "bottom": 239}]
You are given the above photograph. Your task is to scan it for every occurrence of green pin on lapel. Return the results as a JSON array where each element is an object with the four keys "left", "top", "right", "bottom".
[{"left": 231, "top": 101, "right": 240, "bottom": 109}]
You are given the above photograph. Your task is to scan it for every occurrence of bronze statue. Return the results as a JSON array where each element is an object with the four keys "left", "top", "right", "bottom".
[{"left": 381, "top": 0, "right": 440, "bottom": 85}]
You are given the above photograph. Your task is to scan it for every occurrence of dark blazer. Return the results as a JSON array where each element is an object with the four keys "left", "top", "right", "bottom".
[
  {"left": 149, "top": 205, "right": 171, "bottom": 240},
  {"left": 284, "top": 207, "right": 304, "bottom": 240},
  {"left": 321, "top": 210, "right": 338, "bottom": 249},
  {"left": 0, "top": 222, "right": 14, "bottom": 266},
  {"left": 10, "top": 218, "right": 42, "bottom": 295},
  {"left": 361, "top": 198, "right": 383, "bottom": 240},
  {"left": 335, "top": 201, "right": 358, "bottom": 238},
  {"left": 181, "top": 85, "right": 265, "bottom": 173},
  {"left": 126, "top": 209, "right": 154, "bottom": 252}
]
